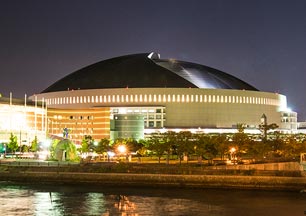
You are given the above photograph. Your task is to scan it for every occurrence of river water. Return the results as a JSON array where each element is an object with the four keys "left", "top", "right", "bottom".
[{"left": 0, "top": 182, "right": 305, "bottom": 216}]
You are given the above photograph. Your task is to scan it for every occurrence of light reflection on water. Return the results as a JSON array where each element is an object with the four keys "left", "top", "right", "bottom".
[{"left": 0, "top": 182, "right": 305, "bottom": 216}]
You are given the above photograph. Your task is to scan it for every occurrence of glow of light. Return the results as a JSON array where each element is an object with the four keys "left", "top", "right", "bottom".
[
  {"left": 230, "top": 147, "right": 236, "bottom": 153},
  {"left": 43, "top": 139, "right": 51, "bottom": 148},
  {"left": 107, "top": 151, "right": 115, "bottom": 157},
  {"left": 117, "top": 145, "right": 126, "bottom": 154},
  {"left": 286, "top": 107, "right": 292, "bottom": 112}
]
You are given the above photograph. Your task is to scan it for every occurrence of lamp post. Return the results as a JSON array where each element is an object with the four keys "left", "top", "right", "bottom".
[{"left": 230, "top": 147, "right": 236, "bottom": 164}]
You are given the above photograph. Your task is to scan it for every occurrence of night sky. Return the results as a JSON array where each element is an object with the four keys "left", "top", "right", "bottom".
[{"left": 1, "top": 0, "right": 306, "bottom": 120}]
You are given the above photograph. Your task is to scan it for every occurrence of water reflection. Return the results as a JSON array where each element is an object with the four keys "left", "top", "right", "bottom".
[{"left": 0, "top": 182, "right": 305, "bottom": 216}]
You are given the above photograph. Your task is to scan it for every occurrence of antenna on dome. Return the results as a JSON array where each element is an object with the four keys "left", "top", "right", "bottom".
[{"left": 147, "top": 52, "right": 160, "bottom": 60}]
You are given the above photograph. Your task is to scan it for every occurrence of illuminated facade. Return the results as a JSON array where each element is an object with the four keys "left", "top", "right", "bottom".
[
  {"left": 47, "top": 108, "right": 110, "bottom": 144},
  {"left": 0, "top": 96, "right": 47, "bottom": 145},
  {"left": 30, "top": 52, "right": 297, "bottom": 141}
]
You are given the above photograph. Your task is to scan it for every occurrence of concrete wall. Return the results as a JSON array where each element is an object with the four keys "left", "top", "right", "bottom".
[
  {"left": 1, "top": 171, "right": 305, "bottom": 191},
  {"left": 210, "top": 162, "right": 303, "bottom": 171}
]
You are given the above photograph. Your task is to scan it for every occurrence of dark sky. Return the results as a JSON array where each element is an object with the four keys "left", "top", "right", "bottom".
[{"left": 1, "top": 0, "right": 306, "bottom": 120}]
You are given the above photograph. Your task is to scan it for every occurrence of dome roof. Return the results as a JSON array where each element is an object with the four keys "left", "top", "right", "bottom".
[{"left": 42, "top": 52, "right": 258, "bottom": 93}]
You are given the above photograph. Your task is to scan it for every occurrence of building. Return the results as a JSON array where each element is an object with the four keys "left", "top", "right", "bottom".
[
  {"left": 0, "top": 95, "right": 47, "bottom": 146},
  {"left": 30, "top": 52, "right": 297, "bottom": 143}
]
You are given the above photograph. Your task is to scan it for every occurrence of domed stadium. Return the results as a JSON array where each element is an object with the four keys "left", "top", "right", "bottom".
[
  {"left": 42, "top": 52, "right": 258, "bottom": 92},
  {"left": 32, "top": 52, "right": 297, "bottom": 142}
]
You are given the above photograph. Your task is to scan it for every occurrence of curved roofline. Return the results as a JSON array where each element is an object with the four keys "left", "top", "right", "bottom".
[{"left": 42, "top": 52, "right": 258, "bottom": 93}]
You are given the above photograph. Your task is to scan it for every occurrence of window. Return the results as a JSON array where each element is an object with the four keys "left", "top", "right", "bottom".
[
  {"left": 149, "top": 121, "right": 154, "bottom": 127},
  {"left": 172, "top": 94, "right": 176, "bottom": 102}
]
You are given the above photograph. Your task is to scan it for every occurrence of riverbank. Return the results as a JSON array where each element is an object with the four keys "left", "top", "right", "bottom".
[
  {"left": 1, "top": 171, "right": 306, "bottom": 191},
  {"left": 0, "top": 162, "right": 305, "bottom": 191}
]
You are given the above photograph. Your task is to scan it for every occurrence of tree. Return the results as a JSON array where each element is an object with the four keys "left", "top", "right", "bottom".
[
  {"left": 202, "top": 135, "right": 218, "bottom": 165},
  {"left": 7, "top": 133, "right": 18, "bottom": 153},
  {"left": 31, "top": 136, "right": 39, "bottom": 152},
  {"left": 80, "top": 135, "right": 94, "bottom": 153},
  {"left": 176, "top": 131, "right": 194, "bottom": 164},
  {"left": 127, "top": 138, "right": 146, "bottom": 162},
  {"left": 214, "top": 134, "right": 229, "bottom": 160},
  {"left": 95, "top": 138, "right": 111, "bottom": 154},
  {"left": 247, "top": 140, "right": 270, "bottom": 162},
  {"left": 21, "top": 145, "right": 29, "bottom": 153},
  {"left": 232, "top": 127, "right": 250, "bottom": 158},
  {"left": 194, "top": 134, "right": 206, "bottom": 164},
  {"left": 161, "top": 131, "right": 177, "bottom": 164},
  {"left": 282, "top": 136, "right": 303, "bottom": 161},
  {"left": 49, "top": 139, "right": 60, "bottom": 159},
  {"left": 148, "top": 135, "right": 167, "bottom": 163},
  {"left": 126, "top": 138, "right": 143, "bottom": 154},
  {"left": 95, "top": 138, "right": 111, "bottom": 161},
  {"left": 259, "top": 122, "right": 279, "bottom": 141}
]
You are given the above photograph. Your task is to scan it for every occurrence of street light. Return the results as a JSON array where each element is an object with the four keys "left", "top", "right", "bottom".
[
  {"left": 117, "top": 145, "right": 127, "bottom": 154},
  {"left": 230, "top": 147, "right": 236, "bottom": 164}
]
